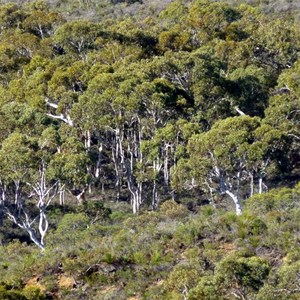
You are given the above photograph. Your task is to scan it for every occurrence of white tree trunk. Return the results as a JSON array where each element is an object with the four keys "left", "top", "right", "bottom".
[
  {"left": 152, "top": 181, "right": 158, "bottom": 210},
  {"left": 259, "top": 176, "right": 263, "bottom": 194},
  {"left": 95, "top": 143, "right": 103, "bottom": 179},
  {"left": 225, "top": 190, "right": 242, "bottom": 215},
  {"left": 249, "top": 172, "right": 254, "bottom": 197}
]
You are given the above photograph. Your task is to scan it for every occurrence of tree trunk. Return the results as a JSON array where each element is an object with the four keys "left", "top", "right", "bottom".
[
  {"left": 259, "top": 176, "right": 263, "bottom": 194},
  {"left": 95, "top": 143, "right": 103, "bottom": 179},
  {"left": 59, "top": 183, "right": 65, "bottom": 205},
  {"left": 111, "top": 134, "right": 122, "bottom": 202},
  {"left": 164, "top": 145, "right": 169, "bottom": 186},
  {"left": 152, "top": 181, "right": 158, "bottom": 210},
  {"left": 225, "top": 190, "right": 242, "bottom": 215},
  {"left": 249, "top": 172, "right": 254, "bottom": 197}
]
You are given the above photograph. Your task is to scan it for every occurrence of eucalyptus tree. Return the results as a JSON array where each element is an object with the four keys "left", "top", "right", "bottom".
[
  {"left": 173, "top": 116, "right": 280, "bottom": 215},
  {"left": 252, "top": 17, "right": 300, "bottom": 72},
  {"left": 48, "top": 128, "right": 91, "bottom": 202},
  {"left": 53, "top": 20, "right": 102, "bottom": 59},
  {"left": 71, "top": 57, "right": 188, "bottom": 212},
  {"left": 188, "top": 0, "right": 244, "bottom": 44},
  {"left": 45, "top": 60, "right": 90, "bottom": 126},
  {"left": 22, "top": 0, "right": 63, "bottom": 40},
  {"left": 0, "top": 3, "right": 26, "bottom": 31},
  {"left": 263, "top": 58, "right": 300, "bottom": 172},
  {"left": 142, "top": 119, "right": 200, "bottom": 208},
  {"left": 70, "top": 63, "right": 143, "bottom": 210},
  {"left": 0, "top": 30, "right": 40, "bottom": 78},
  {"left": 0, "top": 132, "right": 61, "bottom": 250}
]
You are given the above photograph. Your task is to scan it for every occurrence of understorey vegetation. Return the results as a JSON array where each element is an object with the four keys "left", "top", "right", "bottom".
[{"left": 0, "top": 0, "right": 300, "bottom": 299}]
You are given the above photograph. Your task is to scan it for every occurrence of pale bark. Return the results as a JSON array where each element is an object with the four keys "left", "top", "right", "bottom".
[
  {"left": 126, "top": 143, "right": 142, "bottom": 214},
  {"left": 111, "top": 128, "right": 124, "bottom": 202},
  {"left": 225, "top": 190, "right": 242, "bottom": 215},
  {"left": 249, "top": 172, "right": 254, "bottom": 197},
  {"left": 259, "top": 176, "right": 263, "bottom": 194},
  {"left": 59, "top": 183, "right": 65, "bottom": 206},
  {"left": 152, "top": 158, "right": 162, "bottom": 210},
  {"left": 206, "top": 153, "right": 244, "bottom": 215},
  {"left": 234, "top": 106, "right": 246, "bottom": 116},
  {"left": 152, "top": 181, "right": 158, "bottom": 210},
  {"left": 95, "top": 143, "right": 103, "bottom": 179},
  {"left": 0, "top": 162, "right": 60, "bottom": 250},
  {"left": 5, "top": 208, "right": 45, "bottom": 250},
  {"left": 163, "top": 145, "right": 169, "bottom": 185},
  {"left": 46, "top": 113, "right": 74, "bottom": 126},
  {"left": 45, "top": 98, "right": 74, "bottom": 126}
]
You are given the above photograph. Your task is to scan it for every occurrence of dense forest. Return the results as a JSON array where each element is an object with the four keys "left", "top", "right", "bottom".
[{"left": 0, "top": 0, "right": 300, "bottom": 299}]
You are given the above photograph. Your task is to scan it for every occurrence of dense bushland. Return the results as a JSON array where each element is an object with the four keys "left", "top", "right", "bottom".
[
  {"left": 0, "top": 0, "right": 300, "bottom": 298},
  {"left": 1, "top": 187, "right": 300, "bottom": 299}
]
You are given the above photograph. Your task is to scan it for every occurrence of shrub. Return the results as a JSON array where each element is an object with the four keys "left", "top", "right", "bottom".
[
  {"left": 47, "top": 213, "right": 89, "bottom": 249},
  {"left": 0, "top": 285, "right": 27, "bottom": 300},
  {"left": 188, "top": 276, "right": 220, "bottom": 300},
  {"left": 22, "top": 285, "right": 46, "bottom": 300},
  {"left": 166, "top": 264, "right": 202, "bottom": 296},
  {"left": 215, "top": 255, "right": 270, "bottom": 295},
  {"left": 159, "top": 200, "right": 189, "bottom": 219},
  {"left": 257, "top": 261, "right": 300, "bottom": 299},
  {"left": 76, "top": 201, "right": 112, "bottom": 223}
]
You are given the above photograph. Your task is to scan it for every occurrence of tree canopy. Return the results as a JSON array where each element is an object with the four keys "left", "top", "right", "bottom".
[{"left": 0, "top": 0, "right": 300, "bottom": 298}]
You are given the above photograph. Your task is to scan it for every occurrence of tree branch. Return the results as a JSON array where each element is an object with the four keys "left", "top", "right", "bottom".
[{"left": 46, "top": 113, "right": 74, "bottom": 126}]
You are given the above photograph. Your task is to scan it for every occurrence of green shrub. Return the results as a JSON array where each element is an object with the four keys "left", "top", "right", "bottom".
[
  {"left": 159, "top": 200, "right": 189, "bottom": 219},
  {"left": 76, "top": 201, "right": 112, "bottom": 223},
  {"left": 257, "top": 261, "right": 300, "bottom": 299},
  {"left": 215, "top": 255, "right": 270, "bottom": 294},
  {"left": 245, "top": 188, "right": 297, "bottom": 216},
  {"left": 166, "top": 264, "right": 202, "bottom": 295},
  {"left": 47, "top": 213, "right": 89, "bottom": 249},
  {"left": 237, "top": 213, "right": 267, "bottom": 238},
  {"left": 188, "top": 276, "right": 220, "bottom": 300},
  {"left": 0, "top": 285, "right": 27, "bottom": 300},
  {"left": 22, "top": 285, "right": 46, "bottom": 300}
]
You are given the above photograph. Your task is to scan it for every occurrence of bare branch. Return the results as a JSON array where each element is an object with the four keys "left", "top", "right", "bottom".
[
  {"left": 46, "top": 113, "right": 74, "bottom": 126},
  {"left": 234, "top": 106, "right": 246, "bottom": 116},
  {"left": 45, "top": 97, "right": 58, "bottom": 109},
  {"left": 287, "top": 133, "right": 300, "bottom": 141}
]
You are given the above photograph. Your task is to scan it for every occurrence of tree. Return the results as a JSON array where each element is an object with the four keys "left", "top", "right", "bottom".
[
  {"left": 48, "top": 129, "right": 91, "bottom": 197},
  {"left": 263, "top": 58, "right": 300, "bottom": 173},
  {"left": 0, "top": 3, "right": 26, "bottom": 31},
  {"left": 0, "top": 132, "right": 60, "bottom": 250},
  {"left": 22, "top": 2, "right": 63, "bottom": 39},
  {"left": 54, "top": 20, "right": 101, "bottom": 58},
  {"left": 174, "top": 116, "right": 263, "bottom": 215}
]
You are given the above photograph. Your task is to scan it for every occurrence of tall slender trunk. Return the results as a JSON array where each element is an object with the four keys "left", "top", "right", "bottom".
[
  {"left": 249, "top": 172, "right": 254, "bottom": 197},
  {"left": 225, "top": 190, "right": 242, "bottom": 215},
  {"left": 38, "top": 209, "right": 48, "bottom": 248},
  {"left": 164, "top": 145, "right": 169, "bottom": 186},
  {"left": 112, "top": 130, "right": 123, "bottom": 202},
  {"left": 126, "top": 122, "right": 144, "bottom": 214},
  {"left": 152, "top": 158, "right": 162, "bottom": 209},
  {"left": 259, "top": 176, "right": 263, "bottom": 194},
  {"left": 152, "top": 181, "right": 159, "bottom": 210},
  {"left": 58, "top": 182, "right": 65, "bottom": 206},
  {"left": 127, "top": 144, "right": 142, "bottom": 214},
  {"left": 95, "top": 142, "right": 103, "bottom": 179}
]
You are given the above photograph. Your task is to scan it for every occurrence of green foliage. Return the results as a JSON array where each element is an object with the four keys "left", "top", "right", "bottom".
[
  {"left": 216, "top": 255, "right": 270, "bottom": 291},
  {"left": 159, "top": 200, "right": 189, "bottom": 219},
  {"left": 54, "top": 20, "right": 101, "bottom": 54},
  {"left": 22, "top": 285, "right": 46, "bottom": 300},
  {"left": 0, "top": 0, "right": 299, "bottom": 298},
  {"left": 0, "top": 285, "right": 27, "bottom": 300},
  {"left": 76, "top": 200, "right": 112, "bottom": 223}
]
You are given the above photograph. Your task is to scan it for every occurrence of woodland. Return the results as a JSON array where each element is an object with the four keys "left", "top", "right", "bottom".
[{"left": 0, "top": 0, "right": 300, "bottom": 299}]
